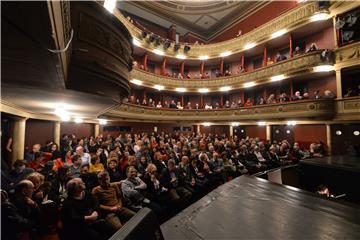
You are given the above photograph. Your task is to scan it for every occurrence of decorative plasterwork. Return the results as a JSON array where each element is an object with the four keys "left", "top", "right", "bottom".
[
  {"left": 335, "top": 42, "right": 360, "bottom": 69},
  {"left": 130, "top": 50, "right": 332, "bottom": 92},
  {"left": 111, "top": 1, "right": 324, "bottom": 59},
  {"left": 102, "top": 100, "right": 336, "bottom": 122}
]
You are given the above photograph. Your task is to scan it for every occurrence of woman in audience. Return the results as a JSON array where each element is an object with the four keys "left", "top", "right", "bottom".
[
  {"left": 107, "top": 158, "right": 122, "bottom": 182},
  {"left": 89, "top": 155, "right": 105, "bottom": 174}
]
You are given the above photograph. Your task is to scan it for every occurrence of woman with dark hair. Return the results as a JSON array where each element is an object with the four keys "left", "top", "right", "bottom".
[
  {"left": 106, "top": 158, "right": 122, "bottom": 182},
  {"left": 49, "top": 143, "right": 62, "bottom": 160}
]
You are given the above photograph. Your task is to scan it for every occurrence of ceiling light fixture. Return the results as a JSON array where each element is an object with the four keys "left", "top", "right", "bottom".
[
  {"left": 61, "top": 115, "right": 71, "bottom": 122},
  {"left": 176, "top": 54, "right": 187, "bottom": 59},
  {"left": 175, "top": 87, "right": 187, "bottom": 92},
  {"left": 74, "top": 117, "right": 83, "bottom": 123},
  {"left": 104, "top": 0, "right": 116, "bottom": 13},
  {"left": 271, "top": 74, "right": 286, "bottom": 82},
  {"left": 313, "top": 65, "right": 334, "bottom": 72},
  {"left": 258, "top": 121, "right": 266, "bottom": 126},
  {"left": 220, "top": 51, "right": 232, "bottom": 57},
  {"left": 203, "top": 122, "right": 211, "bottom": 127},
  {"left": 152, "top": 49, "right": 164, "bottom": 56},
  {"left": 287, "top": 120, "right": 297, "bottom": 126},
  {"left": 244, "top": 43, "right": 256, "bottom": 50},
  {"left": 154, "top": 84, "right": 164, "bottom": 91},
  {"left": 219, "top": 86, "right": 231, "bottom": 92},
  {"left": 99, "top": 119, "right": 108, "bottom": 125},
  {"left": 130, "top": 79, "right": 142, "bottom": 85},
  {"left": 271, "top": 29, "right": 287, "bottom": 39},
  {"left": 244, "top": 82, "right": 255, "bottom": 88},
  {"left": 231, "top": 122, "right": 240, "bottom": 126},
  {"left": 132, "top": 38, "right": 141, "bottom": 47},
  {"left": 198, "top": 88, "right": 209, "bottom": 93},
  {"left": 199, "top": 55, "right": 209, "bottom": 60},
  {"left": 311, "top": 13, "right": 330, "bottom": 22}
]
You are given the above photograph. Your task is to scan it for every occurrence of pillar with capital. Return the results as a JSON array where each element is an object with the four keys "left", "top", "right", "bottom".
[
  {"left": 266, "top": 125, "right": 271, "bottom": 142},
  {"left": 326, "top": 124, "right": 332, "bottom": 155},
  {"left": 54, "top": 121, "right": 61, "bottom": 146},
  {"left": 94, "top": 123, "right": 100, "bottom": 137},
  {"left": 335, "top": 69, "right": 342, "bottom": 99},
  {"left": 229, "top": 125, "right": 234, "bottom": 137},
  {"left": 11, "top": 117, "right": 27, "bottom": 163}
]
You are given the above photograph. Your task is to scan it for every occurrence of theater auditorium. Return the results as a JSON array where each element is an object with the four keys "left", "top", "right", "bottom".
[{"left": 1, "top": 1, "right": 360, "bottom": 240}]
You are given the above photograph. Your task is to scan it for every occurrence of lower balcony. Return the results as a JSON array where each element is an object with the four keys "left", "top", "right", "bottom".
[{"left": 102, "top": 99, "right": 335, "bottom": 122}]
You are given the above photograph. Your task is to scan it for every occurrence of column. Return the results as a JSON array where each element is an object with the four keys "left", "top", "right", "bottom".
[
  {"left": 220, "top": 95, "right": 224, "bottom": 106},
  {"left": 53, "top": 121, "right": 61, "bottom": 146},
  {"left": 94, "top": 124, "right": 100, "bottom": 137},
  {"left": 263, "top": 47, "right": 267, "bottom": 66},
  {"left": 289, "top": 34, "right": 293, "bottom": 58},
  {"left": 335, "top": 69, "right": 342, "bottom": 99},
  {"left": 196, "top": 125, "right": 201, "bottom": 135},
  {"left": 11, "top": 117, "right": 27, "bottom": 163},
  {"left": 161, "top": 57, "right": 167, "bottom": 75},
  {"left": 200, "top": 95, "right": 204, "bottom": 108},
  {"left": 200, "top": 62, "right": 205, "bottom": 77},
  {"left": 266, "top": 125, "right": 271, "bottom": 142},
  {"left": 180, "top": 61, "right": 185, "bottom": 77},
  {"left": 241, "top": 55, "right": 244, "bottom": 68},
  {"left": 332, "top": 16, "right": 339, "bottom": 48},
  {"left": 143, "top": 53, "right": 148, "bottom": 71},
  {"left": 229, "top": 125, "right": 234, "bottom": 137},
  {"left": 181, "top": 95, "right": 184, "bottom": 107},
  {"left": 326, "top": 124, "right": 332, "bottom": 155},
  {"left": 220, "top": 59, "right": 224, "bottom": 75}
]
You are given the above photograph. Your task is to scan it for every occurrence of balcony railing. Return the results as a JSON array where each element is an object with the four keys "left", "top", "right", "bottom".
[
  {"left": 130, "top": 50, "right": 334, "bottom": 92},
  {"left": 111, "top": 1, "right": 326, "bottom": 59},
  {"left": 102, "top": 99, "right": 335, "bottom": 122}
]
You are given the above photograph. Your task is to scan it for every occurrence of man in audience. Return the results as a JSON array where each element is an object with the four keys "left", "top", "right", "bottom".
[
  {"left": 76, "top": 146, "right": 91, "bottom": 166},
  {"left": 9, "top": 160, "right": 34, "bottom": 186},
  {"left": 292, "top": 91, "right": 303, "bottom": 101},
  {"left": 92, "top": 171, "right": 135, "bottom": 230},
  {"left": 68, "top": 155, "right": 82, "bottom": 178},
  {"left": 25, "top": 144, "right": 42, "bottom": 163},
  {"left": 61, "top": 178, "right": 115, "bottom": 240}
]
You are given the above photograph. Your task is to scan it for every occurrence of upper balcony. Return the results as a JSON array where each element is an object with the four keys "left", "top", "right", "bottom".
[
  {"left": 130, "top": 50, "right": 334, "bottom": 92},
  {"left": 113, "top": 1, "right": 333, "bottom": 60},
  {"left": 102, "top": 99, "right": 335, "bottom": 122}
]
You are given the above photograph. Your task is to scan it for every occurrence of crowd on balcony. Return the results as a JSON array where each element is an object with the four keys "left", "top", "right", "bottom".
[
  {"left": 1, "top": 130, "right": 327, "bottom": 240},
  {"left": 344, "top": 84, "right": 360, "bottom": 98},
  {"left": 132, "top": 42, "right": 323, "bottom": 81},
  {"left": 126, "top": 89, "right": 336, "bottom": 110}
]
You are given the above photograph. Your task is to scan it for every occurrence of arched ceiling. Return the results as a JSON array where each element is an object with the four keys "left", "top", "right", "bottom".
[{"left": 118, "top": 0, "right": 268, "bottom": 41}]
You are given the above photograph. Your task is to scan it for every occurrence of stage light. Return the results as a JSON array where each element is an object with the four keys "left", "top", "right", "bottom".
[
  {"left": 335, "top": 130, "right": 342, "bottom": 135},
  {"left": 184, "top": 45, "right": 191, "bottom": 53},
  {"left": 258, "top": 121, "right": 266, "bottom": 126},
  {"left": 220, "top": 51, "right": 232, "bottom": 57},
  {"left": 99, "top": 119, "right": 108, "bottom": 125},
  {"left": 199, "top": 55, "right": 209, "bottom": 60},
  {"left": 198, "top": 88, "right": 209, "bottom": 93},
  {"left": 286, "top": 130, "right": 291, "bottom": 134},
  {"left": 154, "top": 85, "right": 164, "bottom": 91},
  {"left": 244, "top": 43, "right": 256, "bottom": 50},
  {"left": 163, "top": 40, "right": 171, "bottom": 49},
  {"left": 353, "top": 131, "right": 359, "bottom": 136},
  {"left": 132, "top": 38, "right": 141, "bottom": 47},
  {"left": 174, "top": 44, "right": 181, "bottom": 51},
  {"left": 74, "top": 117, "right": 83, "bottom": 123},
  {"left": 313, "top": 65, "right": 334, "bottom": 72},
  {"left": 152, "top": 49, "right": 164, "bottom": 56},
  {"left": 175, "top": 87, "right": 187, "bottom": 92},
  {"left": 271, "top": 29, "right": 287, "bottom": 39},
  {"left": 104, "top": 0, "right": 116, "bottom": 13},
  {"left": 311, "top": 13, "right": 330, "bottom": 22},
  {"left": 141, "top": 31, "right": 148, "bottom": 39},
  {"left": 219, "top": 86, "right": 231, "bottom": 92},
  {"left": 244, "top": 82, "right": 255, "bottom": 88},
  {"left": 271, "top": 74, "right": 285, "bottom": 82},
  {"left": 176, "top": 54, "right": 186, "bottom": 59},
  {"left": 130, "top": 79, "right": 142, "bottom": 85}
]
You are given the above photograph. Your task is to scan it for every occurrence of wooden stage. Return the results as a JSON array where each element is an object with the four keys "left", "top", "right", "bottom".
[{"left": 161, "top": 175, "right": 360, "bottom": 239}]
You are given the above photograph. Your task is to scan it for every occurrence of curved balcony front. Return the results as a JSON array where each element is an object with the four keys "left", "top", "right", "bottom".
[
  {"left": 101, "top": 99, "right": 335, "bottom": 122},
  {"left": 130, "top": 50, "right": 334, "bottom": 92},
  {"left": 113, "top": 1, "right": 326, "bottom": 59}
]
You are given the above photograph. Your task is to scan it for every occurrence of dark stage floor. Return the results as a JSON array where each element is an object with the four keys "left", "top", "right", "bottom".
[
  {"left": 300, "top": 155, "right": 360, "bottom": 172},
  {"left": 161, "top": 176, "right": 360, "bottom": 240}
]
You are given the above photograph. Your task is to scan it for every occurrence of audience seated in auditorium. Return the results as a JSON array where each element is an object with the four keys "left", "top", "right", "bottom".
[
  {"left": 323, "top": 90, "right": 336, "bottom": 99},
  {"left": 266, "top": 94, "right": 276, "bottom": 104},
  {"left": 307, "top": 42, "right": 318, "bottom": 52},
  {"left": 266, "top": 57, "right": 274, "bottom": 65},
  {"left": 244, "top": 98, "right": 253, "bottom": 107},
  {"left": 156, "top": 101, "right": 162, "bottom": 108},
  {"left": 257, "top": 97, "right": 265, "bottom": 105},
  {"left": 292, "top": 91, "right": 303, "bottom": 101},
  {"left": 294, "top": 46, "right": 301, "bottom": 56},
  {"left": 276, "top": 52, "right": 287, "bottom": 62}
]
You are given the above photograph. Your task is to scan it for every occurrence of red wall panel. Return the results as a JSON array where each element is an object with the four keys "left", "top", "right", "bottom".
[
  {"left": 60, "top": 122, "right": 93, "bottom": 139},
  {"left": 245, "top": 126, "right": 266, "bottom": 140},
  {"left": 25, "top": 120, "right": 54, "bottom": 149}
]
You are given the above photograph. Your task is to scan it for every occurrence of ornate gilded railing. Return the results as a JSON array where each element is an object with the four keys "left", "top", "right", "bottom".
[
  {"left": 111, "top": 1, "right": 325, "bottom": 59},
  {"left": 335, "top": 41, "right": 360, "bottom": 69},
  {"left": 130, "top": 50, "right": 333, "bottom": 92},
  {"left": 101, "top": 99, "right": 335, "bottom": 122},
  {"left": 335, "top": 97, "right": 360, "bottom": 121}
]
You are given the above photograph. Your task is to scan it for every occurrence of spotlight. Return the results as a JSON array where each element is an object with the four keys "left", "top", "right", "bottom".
[
  {"left": 141, "top": 31, "right": 147, "bottom": 39},
  {"left": 174, "top": 43, "right": 181, "bottom": 51},
  {"left": 149, "top": 34, "right": 156, "bottom": 43},
  {"left": 163, "top": 40, "right": 171, "bottom": 49},
  {"left": 184, "top": 45, "right": 191, "bottom": 53}
]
